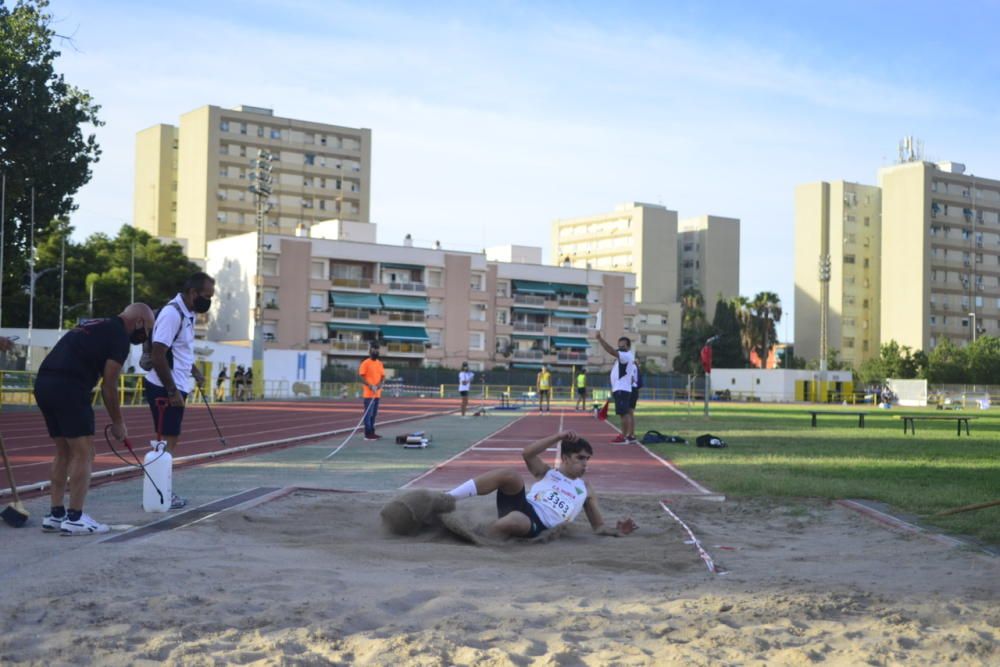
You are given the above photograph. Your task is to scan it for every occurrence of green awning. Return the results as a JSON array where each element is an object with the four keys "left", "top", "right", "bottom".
[
  {"left": 512, "top": 332, "right": 546, "bottom": 339},
  {"left": 512, "top": 280, "right": 556, "bottom": 295},
  {"left": 379, "top": 295, "right": 428, "bottom": 311},
  {"left": 553, "top": 283, "right": 588, "bottom": 297},
  {"left": 511, "top": 363, "right": 543, "bottom": 369},
  {"left": 327, "top": 322, "right": 379, "bottom": 332},
  {"left": 381, "top": 262, "right": 424, "bottom": 271},
  {"left": 551, "top": 310, "right": 587, "bottom": 320},
  {"left": 329, "top": 292, "right": 381, "bottom": 308},
  {"left": 552, "top": 337, "right": 590, "bottom": 349},
  {"left": 512, "top": 306, "right": 549, "bottom": 314},
  {"left": 380, "top": 325, "right": 430, "bottom": 341}
]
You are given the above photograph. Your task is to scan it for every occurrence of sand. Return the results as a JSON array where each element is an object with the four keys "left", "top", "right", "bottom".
[{"left": 1, "top": 491, "right": 996, "bottom": 666}]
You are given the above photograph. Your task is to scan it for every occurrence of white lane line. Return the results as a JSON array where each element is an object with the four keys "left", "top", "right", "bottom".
[{"left": 399, "top": 416, "right": 525, "bottom": 489}]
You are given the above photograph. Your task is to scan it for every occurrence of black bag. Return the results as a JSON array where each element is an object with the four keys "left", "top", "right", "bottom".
[
  {"left": 138, "top": 302, "right": 185, "bottom": 371},
  {"left": 696, "top": 433, "right": 728, "bottom": 448},
  {"left": 640, "top": 430, "right": 686, "bottom": 444}
]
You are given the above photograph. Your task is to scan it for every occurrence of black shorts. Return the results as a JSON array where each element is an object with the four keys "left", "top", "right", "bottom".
[
  {"left": 630, "top": 390, "right": 639, "bottom": 409},
  {"left": 145, "top": 382, "right": 188, "bottom": 437},
  {"left": 496, "top": 487, "right": 547, "bottom": 538},
  {"left": 459, "top": 390, "right": 469, "bottom": 397},
  {"left": 34, "top": 374, "right": 94, "bottom": 438},
  {"left": 538, "top": 389, "right": 550, "bottom": 397},
  {"left": 613, "top": 390, "right": 633, "bottom": 416},
  {"left": 576, "top": 387, "right": 586, "bottom": 397}
]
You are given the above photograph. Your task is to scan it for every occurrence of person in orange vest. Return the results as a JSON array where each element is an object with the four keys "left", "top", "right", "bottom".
[{"left": 359, "top": 343, "right": 385, "bottom": 440}]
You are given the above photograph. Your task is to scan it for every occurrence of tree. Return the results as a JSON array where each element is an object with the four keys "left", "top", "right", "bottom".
[
  {"left": 31, "top": 224, "right": 199, "bottom": 327},
  {"left": 925, "top": 338, "right": 968, "bottom": 384},
  {"left": 672, "top": 288, "right": 712, "bottom": 373},
  {"left": 1, "top": 0, "right": 103, "bottom": 326},
  {"left": 806, "top": 348, "right": 850, "bottom": 371},
  {"left": 732, "top": 295, "right": 754, "bottom": 365},
  {"left": 709, "top": 297, "right": 745, "bottom": 368},
  {"left": 748, "top": 291, "right": 782, "bottom": 369},
  {"left": 965, "top": 336, "right": 1000, "bottom": 384},
  {"left": 858, "top": 340, "right": 928, "bottom": 385}
]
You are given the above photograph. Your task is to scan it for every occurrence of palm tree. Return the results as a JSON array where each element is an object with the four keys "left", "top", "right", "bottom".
[
  {"left": 680, "top": 288, "right": 706, "bottom": 329},
  {"left": 749, "top": 291, "right": 782, "bottom": 369},
  {"left": 731, "top": 296, "right": 753, "bottom": 367}
]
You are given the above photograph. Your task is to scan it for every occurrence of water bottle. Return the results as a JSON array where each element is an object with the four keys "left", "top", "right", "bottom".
[{"left": 142, "top": 441, "right": 173, "bottom": 513}]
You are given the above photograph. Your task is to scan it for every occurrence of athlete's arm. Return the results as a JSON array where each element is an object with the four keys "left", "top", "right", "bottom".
[
  {"left": 101, "top": 359, "right": 127, "bottom": 441},
  {"left": 583, "top": 482, "right": 638, "bottom": 536},
  {"left": 594, "top": 331, "right": 617, "bottom": 357},
  {"left": 522, "top": 430, "right": 572, "bottom": 478}
]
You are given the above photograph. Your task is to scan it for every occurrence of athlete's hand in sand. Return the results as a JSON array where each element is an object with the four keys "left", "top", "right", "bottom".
[{"left": 595, "top": 517, "right": 638, "bottom": 537}]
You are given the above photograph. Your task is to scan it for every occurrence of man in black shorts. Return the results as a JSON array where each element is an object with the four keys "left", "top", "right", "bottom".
[
  {"left": 445, "top": 429, "right": 638, "bottom": 540},
  {"left": 34, "top": 303, "right": 155, "bottom": 535}
]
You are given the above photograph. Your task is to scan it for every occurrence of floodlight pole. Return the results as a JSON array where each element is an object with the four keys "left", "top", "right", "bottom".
[{"left": 249, "top": 150, "right": 273, "bottom": 401}]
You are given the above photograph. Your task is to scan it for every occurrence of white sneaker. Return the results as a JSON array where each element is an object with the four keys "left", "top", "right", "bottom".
[
  {"left": 41, "top": 513, "right": 65, "bottom": 532},
  {"left": 60, "top": 513, "right": 110, "bottom": 536}
]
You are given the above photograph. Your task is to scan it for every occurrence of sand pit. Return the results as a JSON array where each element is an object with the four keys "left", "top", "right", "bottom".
[{"left": 1, "top": 491, "right": 997, "bottom": 665}]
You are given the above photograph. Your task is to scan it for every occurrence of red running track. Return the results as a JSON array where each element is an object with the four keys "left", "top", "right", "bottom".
[
  {"left": 404, "top": 410, "right": 715, "bottom": 496},
  {"left": 0, "top": 397, "right": 461, "bottom": 495}
]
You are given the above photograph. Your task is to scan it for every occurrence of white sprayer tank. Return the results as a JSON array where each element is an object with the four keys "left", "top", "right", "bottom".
[{"left": 142, "top": 441, "right": 173, "bottom": 512}]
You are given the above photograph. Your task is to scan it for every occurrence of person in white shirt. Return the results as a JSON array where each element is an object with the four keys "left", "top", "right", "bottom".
[
  {"left": 596, "top": 331, "right": 638, "bottom": 444},
  {"left": 457, "top": 362, "right": 475, "bottom": 417},
  {"left": 144, "top": 272, "right": 216, "bottom": 508},
  {"left": 445, "top": 430, "right": 638, "bottom": 540}
]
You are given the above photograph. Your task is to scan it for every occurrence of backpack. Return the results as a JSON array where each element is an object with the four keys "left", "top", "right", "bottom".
[
  {"left": 696, "top": 433, "right": 728, "bottom": 448},
  {"left": 138, "top": 302, "right": 185, "bottom": 371},
  {"left": 641, "top": 430, "right": 685, "bottom": 444}
]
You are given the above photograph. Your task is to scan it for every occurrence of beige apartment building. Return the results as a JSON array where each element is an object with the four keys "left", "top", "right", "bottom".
[
  {"left": 794, "top": 181, "right": 882, "bottom": 367},
  {"left": 880, "top": 161, "right": 1000, "bottom": 351},
  {"left": 552, "top": 202, "right": 741, "bottom": 369},
  {"left": 204, "top": 221, "right": 637, "bottom": 372},
  {"left": 794, "top": 160, "right": 1000, "bottom": 365},
  {"left": 134, "top": 105, "right": 372, "bottom": 258}
]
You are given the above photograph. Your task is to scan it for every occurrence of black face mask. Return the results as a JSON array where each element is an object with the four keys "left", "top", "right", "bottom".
[
  {"left": 130, "top": 328, "right": 148, "bottom": 345},
  {"left": 370, "top": 351, "right": 380, "bottom": 359},
  {"left": 193, "top": 295, "right": 212, "bottom": 314}
]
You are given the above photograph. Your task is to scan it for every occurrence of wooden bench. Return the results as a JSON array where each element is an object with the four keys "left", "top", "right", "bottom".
[
  {"left": 897, "top": 415, "right": 977, "bottom": 436},
  {"left": 806, "top": 410, "right": 867, "bottom": 428}
]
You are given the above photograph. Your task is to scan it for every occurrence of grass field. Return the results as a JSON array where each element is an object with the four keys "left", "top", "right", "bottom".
[{"left": 634, "top": 402, "right": 1000, "bottom": 546}]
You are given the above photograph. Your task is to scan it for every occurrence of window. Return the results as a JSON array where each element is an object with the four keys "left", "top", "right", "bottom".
[
  {"left": 844, "top": 255, "right": 856, "bottom": 264},
  {"left": 469, "top": 304, "right": 486, "bottom": 321},
  {"left": 263, "top": 289, "right": 278, "bottom": 308},
  {"left": 304, "top": 153, "right": 316, "bottom": 166},
  {"left": 239, "top": 122, "right": 247, "bottom": 135},
  {"left": 257, "top": 126, "right": 264, "bottom": 137},
  {"left": 270, "top": 128, "right": 281, "bottom": 139},
  {"left": 470, "top": 273, "right": 485, "bottom": 291},
  {"left": 261, "top": 256, "right": 279, "bottom": 276},
  {"left": 469, "top": 332, "right": 485, "bottom": 351},
  {"left": 428, "top": 329, "right": 442, "bottom": 346},
  {"left": 220, "top": 120, "right": 230, "bottom": 131},
  {"left": 496, "top": 309, "right": 508, "bottom": 325},
  {"left": 309, "top": 292, "right": 326, "bottom": 311}
]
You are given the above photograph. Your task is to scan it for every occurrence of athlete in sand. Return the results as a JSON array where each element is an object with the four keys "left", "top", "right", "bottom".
[{"left": 446, "top": 430, "right": 638, "bottom": 540}]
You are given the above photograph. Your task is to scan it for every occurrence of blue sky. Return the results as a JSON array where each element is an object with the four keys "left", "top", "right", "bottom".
[{"left": 47, "top": 0, "right": 1000, "bottom": 341}]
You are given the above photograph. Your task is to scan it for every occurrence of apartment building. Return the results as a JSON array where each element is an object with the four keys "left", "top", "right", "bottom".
[
  {"left": 794, "top": 181, "right": 882, "bottom": 367},
  {"left": 134, "top": 105, "right": 372, "bottom": 258},
  {"left": 678, "top": 215, "right": 741, "bottom": 305},
  {"left": 552, "top": 202, "right": 741, "bottom": 369},
  {"left": 880, "top": 161, "right": 1000, "bottom": 351},
  {"left": 204, "top": 222, "right": 637, "bottom": 371}
]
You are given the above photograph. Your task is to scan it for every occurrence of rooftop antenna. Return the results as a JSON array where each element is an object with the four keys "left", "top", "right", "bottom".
[{"left": 897, "top": 136, "right": 924, "bottom": 164}]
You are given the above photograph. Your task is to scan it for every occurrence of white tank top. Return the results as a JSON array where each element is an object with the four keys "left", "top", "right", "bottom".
[{"left": 525, "top": 469, "right": 589, "bottom": 528}]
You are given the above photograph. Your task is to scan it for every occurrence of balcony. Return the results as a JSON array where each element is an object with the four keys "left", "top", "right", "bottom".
[
  {"left": 331, "top": 277, "right": 372, "bottom": 290},
  {"left": 329, "top": 340, "right": 372, "bottom": 352},
  {"left": 556, "top": 325, "right": 588, "bottom": 335},
  {"left": 556, "top": 350, "right": 588, "bottom": 363},
  {"left": 513, "top": 293, "right": 546, "bottom": 307},
  {"left": 512, "top": 321, "right": 545, "bottom": 333},
  {"left": 385, "top": 310, "right": 425, "bottom": 323},
  {"left": 557, "top": 297, "right": 588, "bottom": 308},
  {"left": 384, "top": 342, "right": 426, "bottom": 355},
  {"left": 330, "top": 307, "right": 370, "bottom": 320},
  {"left": 511, "top": 349, "right": 544, "bottom": 361},
  {"left": 388, "top": 281, "right": 426, "bottom": 293}
]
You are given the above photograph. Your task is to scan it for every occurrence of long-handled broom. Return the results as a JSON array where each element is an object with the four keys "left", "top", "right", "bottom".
[{"left": 0, "top": 433, "right": 29, "bottom": 527}]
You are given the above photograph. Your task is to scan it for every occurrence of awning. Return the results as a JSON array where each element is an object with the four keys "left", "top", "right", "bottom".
[
  {"left": 512, "top": 306, "right": 549, "bottom": 314},
  {"left": 551, "top": 337, "right": 590, "bottom": 349},
  {"left": 381, "top": 262, "right": 424, "bottom": 271},
  {"left": 551, "top": 310, "right": 587, "bottom": 320},
  {"left": 379, "top": 325, "right": 430, "bottom": 342},
  {"left": 552, "top": 282, "right": 588, "bottom": 297},
  {"left": 512, "top": 280, "right": 557, "bottom": 295},
  {"left": 511, "top": 363, "right": 543, "bottom": 369},
  {"left": 379, "top": 294, "right": 428, "bottom": 311},
  {"left": 327, "top": 322, "right": 379, "bottom": 332},
  {"left": 329, "top": 291, "right": 381, "bottom": 308},
  {"left": 511, "top": 332, "right": 546, "bottom": 339}
]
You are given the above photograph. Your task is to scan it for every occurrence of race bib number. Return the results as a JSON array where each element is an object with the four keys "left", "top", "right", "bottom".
[{"left": 533, "top": 489, "right": 574, "bottom": 521}]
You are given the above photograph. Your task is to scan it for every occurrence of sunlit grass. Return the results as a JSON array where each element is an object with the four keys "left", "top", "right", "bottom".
[{"left": 635, "top": 402, "right": 1000, "bottom": 545}]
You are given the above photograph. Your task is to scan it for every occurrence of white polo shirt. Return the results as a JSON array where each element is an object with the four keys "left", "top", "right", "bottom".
[
  {"left": 144, "top": 294, "right": 197, "bottom": 393},
  {"left": 458, "top": 371, "right": 474, "bottom": 392},
  {"left": 610, "top": 349, "right": 636, "bottom": 393}
]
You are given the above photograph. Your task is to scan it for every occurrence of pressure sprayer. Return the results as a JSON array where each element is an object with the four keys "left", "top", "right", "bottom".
[{"left": 106, "top": 398, "right": 172, "bottom": 513}]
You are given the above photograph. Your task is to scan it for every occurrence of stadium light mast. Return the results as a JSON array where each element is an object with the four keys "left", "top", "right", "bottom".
[{"left": 248, "top": 149, "right": 273, "bottom": 400}]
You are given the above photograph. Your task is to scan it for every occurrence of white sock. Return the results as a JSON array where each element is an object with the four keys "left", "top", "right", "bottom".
[{"left": 447, "top": 479, "right": 478, "bottom": 499}]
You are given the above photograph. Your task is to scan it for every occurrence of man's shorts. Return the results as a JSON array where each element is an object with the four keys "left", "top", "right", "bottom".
[
  {"left": 613, "top": 390, "right": 633, "bottom": 416},
  {"left": 630, "top": 390, "right": 639, "bottom": 409},
  {"left": 576, "top": 387, "right": 586, "bottom": 398},
  {"left": 538, "top": 389, "right": 550, "bottom": 398},
  {"left": 459, "top": 390, "right": 469, "bottom": 397},
  {"left": 34, "top": 374, "right": 94, "bottom": 438},
  {"left": 145, "top": 383, "right": 188, "bottom": 437},
  {"left": 496, "top": 487, "right": 547, "bottom": 538}
]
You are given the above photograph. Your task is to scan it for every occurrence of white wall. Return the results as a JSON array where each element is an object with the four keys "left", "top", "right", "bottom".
[{"left": 709, "top": 368, "right": 854, "bottom": 402}]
